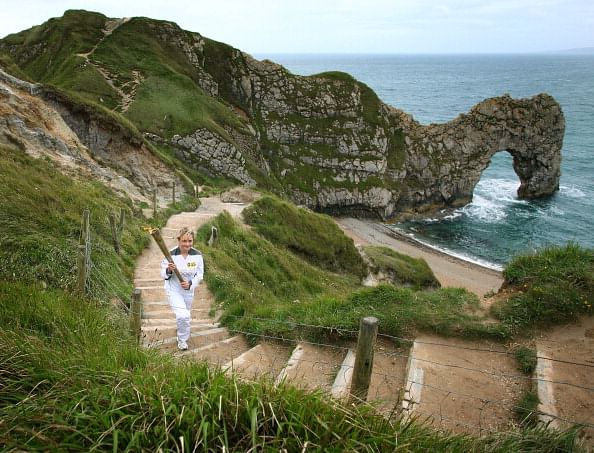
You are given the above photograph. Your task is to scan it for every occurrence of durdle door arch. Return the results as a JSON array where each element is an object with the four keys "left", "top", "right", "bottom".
[{"left": 381, "top": 93, "right": 565, "bottom": 219}]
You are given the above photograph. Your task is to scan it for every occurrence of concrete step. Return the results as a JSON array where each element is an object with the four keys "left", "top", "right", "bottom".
[
  {"left": 190, "top": 335, "right": 250, "bottom": 365},
  {"left": 223, "top": 342, "right": 293, "bottom": 380},
  {"left": 142, "top": 320, "right": 220, "bottom": 344},
  {"left": 330, "top": 349, "right": 355, "bottom": 401},
  {"left": 134, "top": 286, "right": 167, "bottom": 300},
  {"left": 146, "top": 327, "right": 229, "bottom": 352},
  {"left": 142, "top": 300, "right": 210, "bottom": 314},
  {"left": 275, "top": 342, "right": 346, "bottom": 394},
  {"left": 134, "top": 278, "right": 164, "bottom": 286},
  {"left": 142, "top": 308, "right": 210, "bottom": 320}
]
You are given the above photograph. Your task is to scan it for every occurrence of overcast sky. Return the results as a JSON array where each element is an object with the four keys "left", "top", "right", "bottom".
[{"left": 1, "top": 0, "right": 593, "bottom": 54}]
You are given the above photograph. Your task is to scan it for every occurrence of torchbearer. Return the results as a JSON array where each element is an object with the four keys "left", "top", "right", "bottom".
[{"left": 152, "top": 226, "right": 204, "bottom": 351}]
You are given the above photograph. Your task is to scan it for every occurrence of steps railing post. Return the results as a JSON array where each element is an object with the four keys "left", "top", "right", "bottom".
[
  {"left": 109, "top": 213, "right": 120, "bottom": 255},
  {"left": 350, "top": 316, "right": 378, "bottom": 403},
  {"left": 77, "top": 209, "right": 90, "bottom": 296},
  {"left": 130, "top": 288, "right": 142, "bottom": 344}
]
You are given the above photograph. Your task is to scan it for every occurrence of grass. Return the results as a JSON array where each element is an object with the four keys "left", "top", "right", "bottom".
[
  {"left": 514, "top": 347, "right": 538, "bottom": 374},
  {"left": 197, "top": 211, "right": 507, "bottom": 343},
  {"left": 0, "top": 147, "right": 586, "bottom": 453},
  {"left": 0, "top": 145, "right": 197, "bottom": 301},
  {"left": 491, "top": 243, "right": 594, "bottom": 336},
  {"left": 363, "top": 245, "right": 440, "bottom": 290},
  {"left": 0, "top": 281, "right": 581, "bottom": 451},
  {"left": 1, "top": 10, "right": 106, "bottom": 84},
  {"left": 242, "top": 195, "right": 368, "bottom": 279},
  {"left": 515, "top": 391, "right": 541, "bottom": 427}
]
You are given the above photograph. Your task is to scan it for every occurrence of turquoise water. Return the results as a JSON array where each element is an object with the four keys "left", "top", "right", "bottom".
[{"left": 256, "top": 54, "right": 594, "bottom": 269}]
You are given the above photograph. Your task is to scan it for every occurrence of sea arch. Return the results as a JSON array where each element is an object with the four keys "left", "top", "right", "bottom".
[{"left": 394, "top": 93, "right": 564, "bottom": 218}]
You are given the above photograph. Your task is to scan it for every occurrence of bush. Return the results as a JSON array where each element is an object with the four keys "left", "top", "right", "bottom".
[{"left": 493, "top": 244, "right": 594, "bottom": 334}]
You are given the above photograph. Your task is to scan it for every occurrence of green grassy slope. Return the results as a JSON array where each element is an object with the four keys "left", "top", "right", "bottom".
[{"left": 0, "top": 146, "right": 582, "bottom": 452}]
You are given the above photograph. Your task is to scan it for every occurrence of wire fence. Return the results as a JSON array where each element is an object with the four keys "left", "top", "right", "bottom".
[
  {"left": 186, "top": 316, "right": 593, "bottom": 437},
  {"left": 75, "top": 208, "right": 593, "bottom": 446}
]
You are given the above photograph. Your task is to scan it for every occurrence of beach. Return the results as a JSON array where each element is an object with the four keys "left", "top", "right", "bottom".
[{"left": 335, "top": 217, "right": 504, "bottom": 298}]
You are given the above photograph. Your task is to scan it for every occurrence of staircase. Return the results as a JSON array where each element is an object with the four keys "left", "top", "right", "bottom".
[{"left": 132, "top": 200, "right": 531, "bottom": 437}]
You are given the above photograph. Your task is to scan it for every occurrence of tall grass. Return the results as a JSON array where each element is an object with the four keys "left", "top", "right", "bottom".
[
  {"left": 0, "top": 282, "right": 580, "bottom": 452},
  {"left": 363, "top": 245, "right": 440, "bottom": 290},
  {"left": 242, "top": 195, "right": 368, "bottom": 279},
  {"left": 0, "top": 145, "right": 197, "bottom": 301},
  {"left": 197, "top": 212, "right": 506, "bottom": 343},
  {"left": 492, "top": 243, "right": 594, "bottom": 335}
]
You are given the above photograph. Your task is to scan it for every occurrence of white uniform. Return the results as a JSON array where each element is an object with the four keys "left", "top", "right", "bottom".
[{"left": 160, "top": 247, "right": 204, "bottom": 349}]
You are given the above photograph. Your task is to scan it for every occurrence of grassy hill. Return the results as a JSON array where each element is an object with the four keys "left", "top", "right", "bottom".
[
  {"left": 1, "top": 144, "right": 589, "bottom": 450},
  {"left": 0, "top": 9, "right": 592, "bottom": 451}
]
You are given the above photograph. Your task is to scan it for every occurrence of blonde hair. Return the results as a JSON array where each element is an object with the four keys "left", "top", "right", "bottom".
[{"left": 176, "top": 227, "right": 194, "bottom": 240}]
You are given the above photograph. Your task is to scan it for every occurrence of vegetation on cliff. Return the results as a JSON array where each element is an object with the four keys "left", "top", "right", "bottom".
[
  {"left": 493, "top": 243, "right": 593, "bottom": 334},
  {"left": 0, "top": 145, "right": 584, "bottom": 451},
  {"left": 0, "top": 9, "right": 586, "bottom": 451}
]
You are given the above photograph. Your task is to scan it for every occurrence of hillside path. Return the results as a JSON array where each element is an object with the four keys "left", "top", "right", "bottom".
[{"left": 131, "top": 193, "right": 593, "bottom": 447}]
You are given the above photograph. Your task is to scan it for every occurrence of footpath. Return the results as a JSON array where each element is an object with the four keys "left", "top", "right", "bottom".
[{"left": 132, "top": 194, "right": 593, "bottom": 447}]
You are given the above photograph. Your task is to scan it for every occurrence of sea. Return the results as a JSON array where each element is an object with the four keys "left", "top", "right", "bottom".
[{"left": 255, "top": 53, "right": 594, "bottom": 271}]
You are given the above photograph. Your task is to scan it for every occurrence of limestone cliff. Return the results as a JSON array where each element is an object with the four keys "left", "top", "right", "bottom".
[{"left": 0, "top": 11, "right": 565, "bottom": 220}]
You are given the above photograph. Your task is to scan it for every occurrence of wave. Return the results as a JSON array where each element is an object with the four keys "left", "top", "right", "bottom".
[
  {"left": 459, "top": 178, "right": 526, "bottom": 222},
  {"left": 560, "top": 184, "right": 586, "bottom": 198}
]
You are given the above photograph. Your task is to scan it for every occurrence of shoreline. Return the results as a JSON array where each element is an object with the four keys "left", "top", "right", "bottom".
[
  {"left": 372, "top": 222, "right": 504, "bottom": 274},
  {"left": 335, "top": 217, "right": 504, "bottom": 298}
]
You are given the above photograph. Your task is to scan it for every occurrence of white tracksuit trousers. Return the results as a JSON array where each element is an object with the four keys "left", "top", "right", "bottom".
[
  {"left": 160, "top": 247, "right": 204, "bottom": 349},
  {"left": 167, "top": 288, "right": 193, "bottom": 346}
]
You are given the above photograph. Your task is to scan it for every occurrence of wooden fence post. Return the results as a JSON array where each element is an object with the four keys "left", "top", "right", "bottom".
[
  {"left": 350, "top": 316, "right": 378, "bottom": 403},
  {"left": 172, "top": 182, "right": 176, "bottom": 204},
  {"left": 109, "top": 213, "right": 120, "bottom": 255},
  {"left": 108, "top": 208, "right": 125, "bottom": 254},
  {"left": 152, "top": 186, "right": 157, "bottom": 218},
  {"left": 130, "top": 288, "right": 142, "bottom": 344},
  {"left": 77, "top": 209, "right": 90, "bottom": 296}
]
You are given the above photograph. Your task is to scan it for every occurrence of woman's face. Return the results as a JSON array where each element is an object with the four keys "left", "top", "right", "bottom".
[{"left": 178, "top": 233, "right": 193, "bottom": 253}]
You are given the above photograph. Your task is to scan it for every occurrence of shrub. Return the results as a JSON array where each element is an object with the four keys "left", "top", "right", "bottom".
[{"left": 493, "top": 244, "right": 594, "bottom": 334}]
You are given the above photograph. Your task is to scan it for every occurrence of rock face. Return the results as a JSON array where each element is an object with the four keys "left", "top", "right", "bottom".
[
  {"left": 0, "top": 13, "right": 565, "bottom": 219},
  {"left": 151, "top": 30, "right": 564, "bottom": 219},
  {"left": 0, "top": 68, "right": 186, "bottom": 205},
  {"left": 182, "top": 48, "right": 564, "bottom": 219}
]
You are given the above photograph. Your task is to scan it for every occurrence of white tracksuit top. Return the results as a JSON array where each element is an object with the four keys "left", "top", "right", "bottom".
[{"left": 160, "top": 247, "right": 204, "bottom": 293}]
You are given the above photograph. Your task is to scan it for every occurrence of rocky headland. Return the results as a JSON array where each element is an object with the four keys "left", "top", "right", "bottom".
[{"left": 0, "top": 10, "right": 565, "bottom": 220}]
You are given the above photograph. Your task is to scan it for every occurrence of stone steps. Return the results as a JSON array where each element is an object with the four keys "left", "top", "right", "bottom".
[
  {"left": 223, "top": 342, "right": 293, "bottom": 381},
  {"left": 131, "top": 203, "right": 537, "bottom": 438}
]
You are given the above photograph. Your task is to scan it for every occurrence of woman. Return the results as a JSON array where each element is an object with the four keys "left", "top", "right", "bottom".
[{"left": 160, "top": 227, "right": 204, "bottom": 351}]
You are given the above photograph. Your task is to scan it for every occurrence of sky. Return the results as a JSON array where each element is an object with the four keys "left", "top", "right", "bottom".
[{"left": 1, "top": 0, "right": 593, "bottom": 54}]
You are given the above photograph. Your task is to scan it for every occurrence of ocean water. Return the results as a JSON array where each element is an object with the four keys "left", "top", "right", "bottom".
[{"left": 255, "top": 53, "right": 594, "bottom": 270}]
